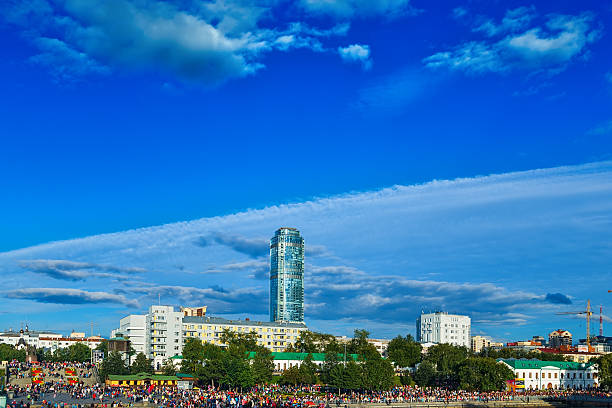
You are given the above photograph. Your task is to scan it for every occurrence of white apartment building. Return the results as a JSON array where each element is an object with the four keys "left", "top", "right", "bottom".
[
  {"left": 417, "top": 312, "right": 471, "bottom": 348},
  {"left": 148, "top": 305, "right": 184, "bottom": 366},
  {"left": 500, "top": 359, "right": 598, "bottom": 390},
  {"left": 112, "top": 306, "right": 183, "bottom": 368},
  {"left": 111, "top": 315, "right": 147, "bottom": 355},
  {"left": 183, "top": 316, "right": 307, "bottom": 352},
  {"left": 114, "top": 305, "right": 309, "bottom": 369}
]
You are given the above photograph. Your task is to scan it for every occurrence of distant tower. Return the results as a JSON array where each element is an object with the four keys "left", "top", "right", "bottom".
[{"left": 270, "top": 228, "right": 304, "bottom": 323}]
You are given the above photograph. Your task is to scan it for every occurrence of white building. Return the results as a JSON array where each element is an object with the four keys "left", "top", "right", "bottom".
[
  {"left": 148, "top": 305, "right": 184, "bottom": 367},
  {"left": 417, "top": 312, "right": 471, "bottom": 348},
  {"left": 111, "top": 315, "right": 147, "bottom": 355},
  {"left": 112, "top": 306, "right": 183, "bottom": 368},
  {"left": 500, "top": 359, "right": 598, "bottom": 390},
  {"left": 114, "top": 305, "right": 310, "bottom": 369},
  {"left": 247, "top": 352, "right": 357, "bottom": 373},
  {"left": 0, "top": 328, "right": 103, "bottom": 352}
]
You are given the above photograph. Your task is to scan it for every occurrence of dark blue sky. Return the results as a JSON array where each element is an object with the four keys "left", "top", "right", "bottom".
[{"left": 0, "top": 0, "right": 611, "bottom": 340}]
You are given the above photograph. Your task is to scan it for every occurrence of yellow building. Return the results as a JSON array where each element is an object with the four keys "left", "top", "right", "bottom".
[
  {"left": 182, "top": 316, "right": 307, "bottom": 352},
  {"left": 106, "top": 373, "right": 179, "bottom": 387}
]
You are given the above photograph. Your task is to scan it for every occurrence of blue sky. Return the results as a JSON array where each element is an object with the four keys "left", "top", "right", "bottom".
[{"left": 0, "top": 0, "right": 611, "bottom": 341}]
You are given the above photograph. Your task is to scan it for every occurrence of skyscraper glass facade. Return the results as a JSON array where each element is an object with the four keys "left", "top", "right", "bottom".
[{"left": 270, "top": 227, "right": 304, "bottom": 323}]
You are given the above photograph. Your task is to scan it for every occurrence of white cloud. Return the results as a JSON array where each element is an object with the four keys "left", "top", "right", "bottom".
[
  {"left": 587, "top": 120, "right": 612, "bottom": 136},
  {"left": 3, "top": 0, "right": 354, "bottom": 84},
  {"left": 473, "top": 6, "right": 536, "bottom": 37},
  {"left": 28, "top": 37, "right": 110, "bottom": 82},
  {"left": 1, "top": 161, "right": 612, "bottom": 338},
  {"left": 300, "top": 0, "right": 418, "bottom": 19},
  {"left": 338, "top": 43, "right": 372, "bottom": 70},
  {"left": 425, "top": 12, "right": 599, "bottom": 75},
  {"left": 4, "top": 288, "right": 138, "bottom": 308},
  {"left": 452, "top": 7, "right": 468, "bottom": 20}
]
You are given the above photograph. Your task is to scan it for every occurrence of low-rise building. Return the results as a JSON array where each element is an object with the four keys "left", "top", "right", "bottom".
[
  {"left": 506, "top": 340, "right": 542, "bottom": 352},
  {"left": 549, "top": 329, "right": 572, "bottom": 349},
  {"left": 183, "top": 316, "right": 307, "bottom": 352},
  {"left": 247, "top": 352, "right": 358, "bottom": 372},
  {"left": 472, "top": 336, "right": 492, "bottom": 353},
  {"left": 181, "top": 306, "right": 207, "bottom": 317},
  {"left": 417, "top": 312, "right": 471, "bottom": 349},
  {"left": 0, "top": 327, "right": 102, "bottom": 352},
  {"left": 500, "top": 359, "right": 598, "bottom": 390},
  {"left": 38, "top": 335, "right": 104, "bottom": 352},
  {"left": 334, "top": 336, "right": 390, "bottom": 357}
]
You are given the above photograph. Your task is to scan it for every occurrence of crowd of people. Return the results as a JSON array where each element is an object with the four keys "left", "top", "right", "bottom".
[
  {"left": 7, "top": 362, "right": 96, "bottom": 381},
  {"left": 6, "top": 381, "right": 612, "bottom": 408}
]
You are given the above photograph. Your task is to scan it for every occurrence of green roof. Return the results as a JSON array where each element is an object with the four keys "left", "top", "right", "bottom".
[
  {"left": 500, "top": 359, "right": 594, "bottom": 370},
  {"left": 107, "top": 372, "right": 179, "bottom": 381},
  {"left": 176, "top": 373, "right": 195, "bottom": 379},
  {"left": 247, "top": 352, "right": 360, "bottom": 362}
]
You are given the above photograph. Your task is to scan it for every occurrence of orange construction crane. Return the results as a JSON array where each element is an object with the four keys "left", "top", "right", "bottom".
[{"left": 556, "top": 299, "right": 593, "bottom": 351}]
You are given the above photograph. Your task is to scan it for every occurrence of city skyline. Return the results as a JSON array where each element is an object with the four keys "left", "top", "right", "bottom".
[
  {"left": 0, "top": 161, "right": 611, "bottom": 341},
  {"left": 0, "top": 0, "right": 611, "bottom": 344}
]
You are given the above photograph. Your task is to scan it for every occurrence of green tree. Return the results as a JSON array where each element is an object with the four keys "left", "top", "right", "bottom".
[
  {"left": 348, "top": 329, "right": 380, "bottom": 361},
  {"left": 287, "top": 331, "right": 337, "bottom": 353},
  {"left": 414, "top": 360, "right": 436, "bottom": 387},
  {"left": 321, "top": 348, "right": 340, "bottom": 384},
  {"left": 99, "top": 351, "right": 128, "bottom": 380},
  {"left": 95, "top": 340, "right": 108, "bottom": 354},
  {"left": 480, "top": 347, "right": 567, "bottom": 362},
  {"left": 598, "top": 353, "right": 612, "bottom": 390},
  {"left": 423, "top": 343, "right": 468, "bottom": 387},
  {"left": 68, "top": 343, "right": 91, "bottom": 362},
  {"left": 131, "top": 352, "right": 153, "bottom": 374},
  {"left": 362, "top": 358, "right": 395, "bottom": 391},
  {"left": 0, "top": 344, "right": 26, "bottom": 362},
  {"left": 200, "top": 343, "right": 224, "bottom": 387},
  {"left": 222, "top": 355, "right": 254, "bottom": 389},
  {"left": 298, "top": 353, "right": 318, "bottom": 385},
  {"left": 182, "top": 338, "right": 205, "bottom": 375},
  {"left": 251, "top": 349, "right": 275, "bottom": 384},
  {"left": 280, "top": 365, "right": 302, "bottom": 385},
  {"left": 161, "top": 359, "right": 177, "bottom": 376},
  {"left": 220, "top": 329, "right": 258, "bottom": 357},
  {"left": 457, "top": 358, "right": 514, "bottom": 391},
  {"left": 52, "top": 348, "right": 70, "bottom": 362},
  {"left": 387, "top": 335, "right": 422, "bottom": 368},
  {"left": 342, "top": 361, "right": 364, "bottom": 390}
]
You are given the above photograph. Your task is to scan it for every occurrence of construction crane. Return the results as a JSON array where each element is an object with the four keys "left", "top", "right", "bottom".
[{"left": 556, "top": 299, "right": 593, "bottom": 351}]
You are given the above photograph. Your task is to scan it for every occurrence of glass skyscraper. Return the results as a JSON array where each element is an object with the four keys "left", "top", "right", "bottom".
[{"left": 270, "top": 227, "right": 304, "bottom": 323}]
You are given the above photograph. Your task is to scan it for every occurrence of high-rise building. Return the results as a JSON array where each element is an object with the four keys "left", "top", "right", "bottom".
[
  {"left": 270, "top": 227, "right": 305, "bottom": 323},
  {"left": 417, "top": 312, "right": 471, "bottom": 348}
]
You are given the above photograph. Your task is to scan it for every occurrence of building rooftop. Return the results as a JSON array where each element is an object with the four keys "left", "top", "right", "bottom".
[
  {"left": 247, "top": 352, "right": 359, "bottom": 362},
  {"left": 183, "top": 316, "right": 307, "bottom": 329},
  {"left": 500, "top": 359, "right": 594, "bottom": 370}
]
